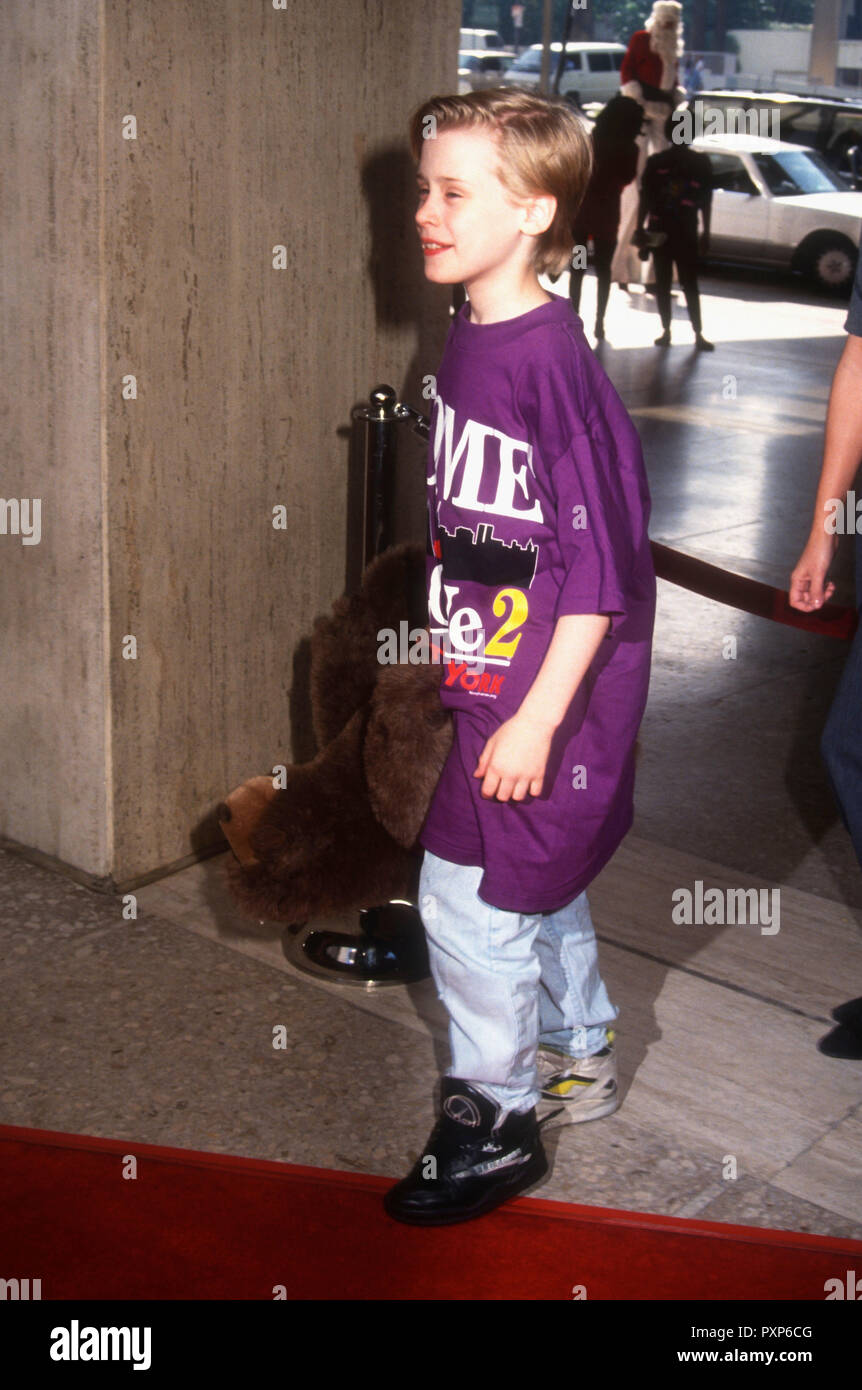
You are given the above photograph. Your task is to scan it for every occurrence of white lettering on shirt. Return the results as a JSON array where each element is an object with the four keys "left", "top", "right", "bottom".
[{"left": 430, "top": 395, "right": 543, "bottom": 523}]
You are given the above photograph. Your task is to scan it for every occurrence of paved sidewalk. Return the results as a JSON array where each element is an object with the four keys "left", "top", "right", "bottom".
[{"left": 2, "top": 268, "right": 860, "bottom": 1245}]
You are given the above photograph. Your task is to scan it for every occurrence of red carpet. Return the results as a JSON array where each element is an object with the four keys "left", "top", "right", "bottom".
[{"left": 1, "top": 1123, "right": 859, "bottom": 1300}]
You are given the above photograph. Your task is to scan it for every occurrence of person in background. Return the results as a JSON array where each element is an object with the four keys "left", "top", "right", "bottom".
[
  {"left": 635, "top": 112, "right": 714, "bottom": 350},
  {"left": 569, "top": 95, "right": 643, "bottom": 341},
  {"left": 790, "top": 249, "right": 862, "bottom": 1060},
  {"left": 613, "top": 0, "right": 685, "bottom": 288}
]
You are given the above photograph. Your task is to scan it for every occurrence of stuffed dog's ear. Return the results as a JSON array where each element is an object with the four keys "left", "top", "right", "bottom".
[
  {"left": 364, "top": 661, "right": 453, "bottom": 848},
  {"left": 217, "top": 775, "right": 280, "bottom": 868}
]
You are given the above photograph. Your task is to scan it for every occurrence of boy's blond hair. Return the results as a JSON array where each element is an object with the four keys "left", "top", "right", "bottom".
[{"left": 409, "top": 88, "right": 593, "bottom": 276}]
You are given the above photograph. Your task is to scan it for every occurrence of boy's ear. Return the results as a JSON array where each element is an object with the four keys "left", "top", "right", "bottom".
[{"left": 521, "top": 193, "right": 557, "bottom": 238}]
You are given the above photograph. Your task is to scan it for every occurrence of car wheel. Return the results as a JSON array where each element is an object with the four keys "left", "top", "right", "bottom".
[{"left": 804, "top": 235, "right": 857, "bottom": 293}]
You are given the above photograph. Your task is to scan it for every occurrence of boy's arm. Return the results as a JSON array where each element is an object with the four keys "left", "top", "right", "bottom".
[
  {"left": 475, "top": 612, "right": 610, "bottom": 802},
  {"left": 789, "top": 331, "right": 862, "bottom": 610}
]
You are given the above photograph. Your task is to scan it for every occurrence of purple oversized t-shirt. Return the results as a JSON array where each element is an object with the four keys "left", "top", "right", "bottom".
[{"left": 419, "top": 295, "right": 656, "bottom": 912}]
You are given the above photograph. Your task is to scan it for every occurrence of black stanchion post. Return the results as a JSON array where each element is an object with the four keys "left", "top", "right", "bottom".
[
  {"left": 362, "top": 385, "right": 398, "bottom": 565},
  {"left": 283, "top": 385, "right": 432, "bottom": 986}
]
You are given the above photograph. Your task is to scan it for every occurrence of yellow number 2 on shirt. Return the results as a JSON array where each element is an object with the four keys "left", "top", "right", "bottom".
[{"left": 485, "top": 588, "right": 528, "bottom": 659}]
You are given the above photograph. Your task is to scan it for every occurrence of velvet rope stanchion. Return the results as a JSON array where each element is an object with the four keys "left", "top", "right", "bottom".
[{"left": 650, "top": 541, "right": 859, "bottom": 641}]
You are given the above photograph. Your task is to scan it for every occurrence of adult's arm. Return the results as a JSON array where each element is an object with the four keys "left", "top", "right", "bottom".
[
  {"left": 636, "top": 158, "right": 655, "bottom": 234},
  {"left": 698, "top": 153, "right": 712, "bottom": 241}
]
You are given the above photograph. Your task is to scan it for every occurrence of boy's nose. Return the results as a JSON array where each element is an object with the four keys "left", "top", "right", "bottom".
[{"left": 416, "top": 198, "right": 440, "bottom": 230}]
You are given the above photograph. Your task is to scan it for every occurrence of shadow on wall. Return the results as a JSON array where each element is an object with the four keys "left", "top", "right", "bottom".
[
  {"left": 200, "top": 141, "right": 449, "bottom": 849},
  {"left": 344, "top": 145, "right": 448, "bottom": 594}
]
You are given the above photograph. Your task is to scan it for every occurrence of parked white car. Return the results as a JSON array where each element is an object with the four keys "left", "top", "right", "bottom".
[
  {"left": 459, "top": 28, "right": 506, "bottom": 51},
  {"left": 503, "top": 42, "right": 625, "bottom": 106},
  {"left": 458, "top": 49, "right": 515, "bottom": 94},
  {"left": 692, "top": 134, "right": 862, "bottom": 291}
]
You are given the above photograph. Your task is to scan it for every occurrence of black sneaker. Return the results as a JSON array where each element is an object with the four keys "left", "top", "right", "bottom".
[
  {"left": 819, "top": 1026, "right": 862, "bottom": 1059},
  {"left": 818, "top": 996, "right": 862, "bottom": 1058},
  {"left": 832, "top": 996, "right": 862, "bottom": 1033},
  {"left": 383, "top": 1078, "right": 548, "bottom": 1226}
]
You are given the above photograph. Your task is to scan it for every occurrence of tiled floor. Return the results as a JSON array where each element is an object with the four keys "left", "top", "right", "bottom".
[{"left": 2, "top": 266, "right": 861, "bottom": 1241}]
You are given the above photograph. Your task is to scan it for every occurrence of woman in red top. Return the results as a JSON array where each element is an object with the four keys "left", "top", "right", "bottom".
[
  {"left": 569, "top": 96, "right": 642, "bottom": 340},
  {"left": 612, "top": 0, "right": 684, "bottom": 288}
]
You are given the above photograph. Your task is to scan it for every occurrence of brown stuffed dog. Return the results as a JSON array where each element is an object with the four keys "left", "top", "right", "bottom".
[{"left": 218, "top": 544, "right": 453, "bottom": 925}]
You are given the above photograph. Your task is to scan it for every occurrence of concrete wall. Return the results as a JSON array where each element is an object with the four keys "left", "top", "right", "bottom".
[
  {"left": 0, "top": 0, "right": 459, "bottom": 888},
  {"left": 1, "top": 2, "right": 109, "bottom": 877}
]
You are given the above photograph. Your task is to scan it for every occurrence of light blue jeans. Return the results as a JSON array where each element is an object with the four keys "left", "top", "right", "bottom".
[{"left": 419, "top": 850, "right": 618, "bottom": 1114}]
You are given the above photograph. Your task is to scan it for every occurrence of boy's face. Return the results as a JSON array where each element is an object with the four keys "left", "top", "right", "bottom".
[{"left": 415, "top": 126, "right": 545, "bottom": 294}]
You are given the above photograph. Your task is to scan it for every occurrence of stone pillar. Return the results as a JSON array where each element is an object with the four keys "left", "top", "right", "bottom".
[
  {"left": 0, "top": 0, "right": 458, "bottom": 889},
  {"left": 809, "top": 0, "right": 841, "bottom": 83}
]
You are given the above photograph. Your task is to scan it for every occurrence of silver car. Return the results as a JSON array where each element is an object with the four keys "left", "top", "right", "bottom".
[{"left": 692, "top": 134, "right": 862, "bottom": 292}]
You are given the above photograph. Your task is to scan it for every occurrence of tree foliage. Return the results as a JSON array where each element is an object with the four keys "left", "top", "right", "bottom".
[{"left": 461, "top": 1, "right": 815, "bottom": 49}]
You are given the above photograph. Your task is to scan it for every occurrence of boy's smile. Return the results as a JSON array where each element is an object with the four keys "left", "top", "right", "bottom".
[{"left": 415, "top": 126, "right": 555, "bottom": 322}]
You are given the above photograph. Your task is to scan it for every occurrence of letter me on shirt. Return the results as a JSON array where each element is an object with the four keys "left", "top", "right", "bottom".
[{"left": 430, "top": 397, "right": 544, "bottom": 523}]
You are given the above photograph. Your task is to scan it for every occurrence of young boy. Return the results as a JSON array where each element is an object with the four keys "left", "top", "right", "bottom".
[{"left": 384, "top": 90, "right": 656, "bottom": 1226}]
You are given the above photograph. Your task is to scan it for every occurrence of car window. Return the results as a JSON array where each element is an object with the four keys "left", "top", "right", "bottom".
[
  {"left": 751, "top": 149, "right": 847, "bottom": 195},
  {"left": 587, "top": 52, "right": 613, "bottom": 71},
  {"left": 707, "top": 154, "right": 759, "bottom": 194},
  {"left": 780, "top": 105, "right": 827, "bottom": 135},
  {"left": 613, "top": 52, "right": 623, "bottom": 69},
  {"left": 832, "top": 112, "right": 862, "bottom": 142},
  {"left": 512, "top": 50, "right": 542, "bottom": 72}
]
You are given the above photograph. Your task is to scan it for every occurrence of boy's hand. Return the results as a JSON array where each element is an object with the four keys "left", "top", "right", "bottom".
[
  {"left": 474, "top": 715, "right": 554, "bottom": 802},
  {"left": 789, "top": 531, "right": 838, "bottom": 611}
]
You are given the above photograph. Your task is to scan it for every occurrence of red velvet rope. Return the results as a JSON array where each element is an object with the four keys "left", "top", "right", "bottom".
[{"left": 650, "top": 542, "right": 859, "bottom": 640}]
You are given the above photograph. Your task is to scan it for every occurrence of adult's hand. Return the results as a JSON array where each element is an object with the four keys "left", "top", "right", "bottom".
[{"left": 789, "top": 531, "right": 838, "bottom": 611}]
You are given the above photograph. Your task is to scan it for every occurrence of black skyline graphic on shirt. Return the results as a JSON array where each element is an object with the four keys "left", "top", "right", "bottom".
[{"left": 436, "top": 521, "right": 538, "bottom": 588}]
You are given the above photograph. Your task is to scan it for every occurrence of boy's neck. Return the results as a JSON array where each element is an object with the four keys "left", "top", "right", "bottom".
[{"left": 465, "top": 270, "right": 553, "bottom": 326}]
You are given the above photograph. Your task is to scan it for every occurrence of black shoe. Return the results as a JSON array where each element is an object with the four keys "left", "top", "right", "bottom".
[
  {"left": 818, "top": 1025, "right": 862, "bottom": 1059},
  {"left": 383, "top": 1078, "right": 548, "bottom": 1226},
  {"left": 832, "top": 996, "right": 862, "bottom": 1033}
]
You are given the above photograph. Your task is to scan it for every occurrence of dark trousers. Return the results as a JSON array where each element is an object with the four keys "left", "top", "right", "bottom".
[
  {"left": 821, "top": 530, "right": 862, "bottom": 870},
  {"left": 569, "top": 238, "right": 616, "bottom": 327},
  {"left": 653, "top": 238, "right": 702, "bottom": 334}
]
